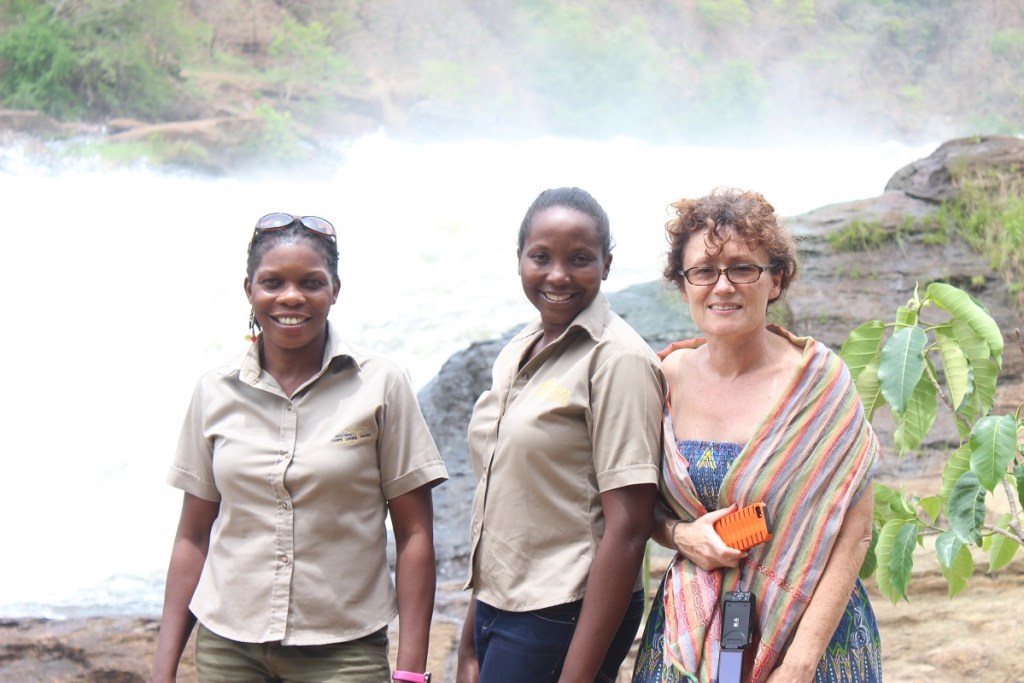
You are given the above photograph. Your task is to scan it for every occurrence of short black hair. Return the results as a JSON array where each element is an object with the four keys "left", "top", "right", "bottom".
[
  {"left": 246, "top": 222, "right": 340, "bottom": 286},
  {"left": 517, "top": 187, "right": 613, "bottom": 255}
]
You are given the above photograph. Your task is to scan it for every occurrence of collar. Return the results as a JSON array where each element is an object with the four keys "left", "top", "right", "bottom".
[
  {"left": 237, "top": 320, "right": 359, "bottom": 385},
  {"left": 516, "top": 291, "right": 611, "bottom": 345}
]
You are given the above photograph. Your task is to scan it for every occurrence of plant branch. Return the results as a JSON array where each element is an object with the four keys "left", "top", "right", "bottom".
[
  {"left": 1000, "top": 478, "right": 1024, "bottom": 539},
  {"left": 983, "top": 522, "right": 1024, "bottom": 544}
]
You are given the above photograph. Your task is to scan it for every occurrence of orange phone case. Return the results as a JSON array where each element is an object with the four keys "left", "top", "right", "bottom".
[{"left": 713, "top": 502, "right": 773, "bottom": 550}]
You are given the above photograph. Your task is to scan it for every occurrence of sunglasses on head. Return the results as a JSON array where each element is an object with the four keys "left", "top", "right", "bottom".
[{"left": 255, "top": 213, "right": 336, "bottom": 241}]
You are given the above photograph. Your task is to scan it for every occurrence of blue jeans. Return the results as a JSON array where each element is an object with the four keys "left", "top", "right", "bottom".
[{"left": 474, "top": 590, "right": 645, "bottom": 683}]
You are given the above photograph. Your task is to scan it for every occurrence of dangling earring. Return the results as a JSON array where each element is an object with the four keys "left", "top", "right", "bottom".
[{"left": 245, "top": 308, "right": 260, "bottom": 343}]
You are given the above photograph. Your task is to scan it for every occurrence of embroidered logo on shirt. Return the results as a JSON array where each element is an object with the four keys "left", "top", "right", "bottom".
[
  {"left": 534, "top": 380, "right": 571, "bottom": 406},
  {"left": 331, "top": 425, "right": 374, "bottom": 445},
  {"left": 696, "top": 446, "right": 716, "bottom": 469}
]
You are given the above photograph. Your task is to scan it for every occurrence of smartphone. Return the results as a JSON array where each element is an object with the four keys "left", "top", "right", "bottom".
[{"left": 713, "top": 502, "right": 773, "bottom": 550}]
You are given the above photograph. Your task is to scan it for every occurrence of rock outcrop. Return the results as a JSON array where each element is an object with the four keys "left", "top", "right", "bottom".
[{"left": 884, "top": 134, "right": 1024, "bottom": 202}]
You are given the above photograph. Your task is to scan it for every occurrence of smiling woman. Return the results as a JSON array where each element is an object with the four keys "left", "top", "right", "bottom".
[
  {"left": 457, "top": 187, "right": 667, "bottom": 683},
  {"left": 152, "top": 213, "right": 448, "bottom": 683},
  {"left": 632, "top": 188, "right": 882, "bottom": 683},
  {"left": 516, "top": 204, "right": 612, "bottom": 352},
  {"left": 244, "top": 215, "right": 341, "bottom": 395}
]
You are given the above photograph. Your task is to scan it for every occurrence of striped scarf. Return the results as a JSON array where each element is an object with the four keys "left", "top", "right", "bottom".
[{"left": 657, "top": 326, "right": 878, "bottom": 683}]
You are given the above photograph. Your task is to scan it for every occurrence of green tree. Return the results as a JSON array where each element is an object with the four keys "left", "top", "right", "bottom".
[
  {"left": 266, "top": 14, "right": 357, "bottom": 102},
  {"left": 0, "top": 2, "right": 80, "bottom": 115},
  {"left": 841, "top": 283, "right": 1023, "bottom": 602},
  {"left": 0, "top": 0, "right": 198, "bottom": 120}
]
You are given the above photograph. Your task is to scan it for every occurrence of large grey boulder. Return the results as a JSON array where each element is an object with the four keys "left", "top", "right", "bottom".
[{"left": 885, "top": 134, "right": 1024, "bottom": 202}]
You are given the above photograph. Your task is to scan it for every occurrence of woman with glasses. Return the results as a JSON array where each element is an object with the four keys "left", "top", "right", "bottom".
[
  {"left": 455, "top": 187, "right": 666, "bottom": 683},
  {"left": 632, "top": 189, "right": 882, "bottom": 683},
  {"left": 152, "top": 214, "right": 447, "bottom": 683}
]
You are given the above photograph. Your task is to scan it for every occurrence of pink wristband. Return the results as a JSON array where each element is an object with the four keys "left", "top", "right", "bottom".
[{"left": 392, "top": 671, "right": 430, "bottom": 683}]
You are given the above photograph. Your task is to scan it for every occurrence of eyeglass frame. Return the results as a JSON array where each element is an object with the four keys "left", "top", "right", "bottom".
[
  {"left": 254, "top": 212, "right": 336, "bottom": 241},
  {"left": 679, "top": 262, "right": 777, "bottom": 286}
]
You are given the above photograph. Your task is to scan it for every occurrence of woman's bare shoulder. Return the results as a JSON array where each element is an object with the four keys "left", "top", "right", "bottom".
[{"left": 661, "top": 345, "right": 700, "bottom": 384}]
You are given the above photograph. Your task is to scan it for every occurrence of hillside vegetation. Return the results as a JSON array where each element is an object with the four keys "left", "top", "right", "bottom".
[{"left": 1, "top": 0, "right": 1023, "bottom": 166}]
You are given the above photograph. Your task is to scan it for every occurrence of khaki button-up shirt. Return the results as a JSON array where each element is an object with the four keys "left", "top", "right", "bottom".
[
  {"left": 465, "top": 294, "right": 665, "bottom": 611},
  {"left": 168, "top": 322, "right": 448, "bottom": 645}
]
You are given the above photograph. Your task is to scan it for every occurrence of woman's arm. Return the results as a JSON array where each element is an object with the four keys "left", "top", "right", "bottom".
[
  {"left": 557, "top": 483, "right": 656, "bottom": 683},
  {"left": 765, "top": 486, "right": 875, "bottom": 683},
  {"left": 651, "top": 503, "right": 747, "bottom": 571},
  {"left": 455, "top": 599, "right": 480, "bottom": 683},
  {"left": 151, "top": 493, "right": 219, "bottom": 683},
  {"left": 389, "top": 485, "right": 437, "bottom": 676}
]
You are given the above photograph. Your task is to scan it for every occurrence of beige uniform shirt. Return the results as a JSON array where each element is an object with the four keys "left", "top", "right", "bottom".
[
  {"left": 168, "top": 322, "right": 448, "bottom": 645},
  {"left": 465, "top": 293, "right": 665, "bottom": 611}
]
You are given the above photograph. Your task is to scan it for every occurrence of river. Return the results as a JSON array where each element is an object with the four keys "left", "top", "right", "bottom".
[{"left": 0, "top": 132, "right": 936, "bottom": 617}]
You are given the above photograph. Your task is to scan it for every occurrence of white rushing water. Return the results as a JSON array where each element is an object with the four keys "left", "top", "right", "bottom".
[{"left": 0, "top": 132, "right": 935, "bottom": 617}]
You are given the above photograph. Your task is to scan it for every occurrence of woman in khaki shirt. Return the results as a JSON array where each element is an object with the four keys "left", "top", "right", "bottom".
[
  {"left": 456, "top": 188, "right": 666, "bottom": 683},
  {"left": 152, "top": 214, "right": 447, "bottom": 683}
]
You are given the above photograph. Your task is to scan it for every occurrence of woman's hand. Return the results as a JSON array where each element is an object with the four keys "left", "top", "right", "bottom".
[
  {"left": 558, "top": 484, "right": 656, "bottom": 682},
  {"left": 672, "top": 504, "right": 747, "bottom": 571},
  {"left": 763, "top": 657, "right": 817, "bottom": 682},
  {"left": 389, "top": 486, "right": 437, "bottom": 675},
  {"left": 455, "top": 600, "right": 480, "bottom": 683},
  {"left": 151, "top": 493, "right": 219, "bottom": 683},
  {"left": 765, "top": 487, "right": 875, "bottom": 682}
]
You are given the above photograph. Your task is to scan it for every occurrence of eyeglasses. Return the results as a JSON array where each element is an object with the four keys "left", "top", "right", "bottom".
[
  {"left": 255, "top": 213, "right": 336, "bottom": 241},
  {"left": 680, "top": 263, "right": 775, "bottom": 286}
]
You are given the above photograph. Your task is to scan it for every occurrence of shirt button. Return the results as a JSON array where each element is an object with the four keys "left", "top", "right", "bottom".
[
  {"left": 280, "top": 555, "right": 289, "bottom": 564},
  {"left": 287, "top": 405, "right": 294, "bottom": 411}
]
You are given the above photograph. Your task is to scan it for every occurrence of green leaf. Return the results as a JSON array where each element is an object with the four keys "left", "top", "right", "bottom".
[
  {"left": 940, "top": 443, "right": 971, "bottom": 501},
  {"left": 874, "top": 484, "right": 917, "bottom": 521},
  {"left": 969, "top": 414, "right": 1018, "bottom": 491},
  {"left": 927, "top": 281, "right": 1004, "bottom": 359},
  {"left": 988, "top": 513, "right": 1020, "bottom": 572},
  {"left": 917, "top": 495, "right": 941, "bottom": 524},
  {"left": 840, "top": 320, "right": 885, "bottom": 382},
  {"left": 935, "top": 530, "right": 974, "bottom": 597},
  {"left": 877, "top": 326, "right": 927, "bottom": 415},
  {"left": 895, "top": 305, "right": 918, "bottom": 330},
  {"left": 887, "top": 521, "right": 918, "bottom": 600},
  {"left": 935, "top": 324, "right": 973, "bottom": 411},
  {"left": 859, "top": 523, "right": 879, "bottom": 579},
  {"left": 951, "top": 315, "right": 991, "bottom": 364},
  {"left": 1016, "top": 464, "right": 1024, "bottom": 510},
  {"left": 893, "top": 368, "right": 937, "bottom": 452},
  {"left": 875, "top": 519, "right": 911, "bottom": 604},
  {"left": 947, "top": 471, "right": 986, "bottom": 545},
  {"left": 935, "top": 530, "right": 961, "bottom": 569},
  {"left": 854, "top": 357, "right": 886, "bottom": 421},
  {"left": 964, "top": 357, "right": 1000, "bottom": 420}
]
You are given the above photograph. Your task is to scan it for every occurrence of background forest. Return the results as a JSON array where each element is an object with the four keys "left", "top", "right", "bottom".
[{"left": 1, "top": 0, "right": 1023, "bottom": 167}]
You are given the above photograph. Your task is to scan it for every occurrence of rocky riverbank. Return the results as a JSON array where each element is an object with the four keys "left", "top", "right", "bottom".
[{"left": 3, "top": 136, "right": 1023, "bottom": 682}]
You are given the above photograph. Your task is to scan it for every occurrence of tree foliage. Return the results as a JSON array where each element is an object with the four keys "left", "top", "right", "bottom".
[
  {"left": 266, "top": 14, "right": 357, "bottom": 102},
  {"left": 0, "top": 0, "right": 197, "bottom": 119},
  {"left": 841, "top": 283, "right": 1023, "bottom": 602}
]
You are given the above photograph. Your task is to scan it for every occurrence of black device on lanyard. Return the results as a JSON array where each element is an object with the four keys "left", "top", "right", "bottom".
[{"left": 716, "top": 590, "right": 756, "bottom": 683}]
